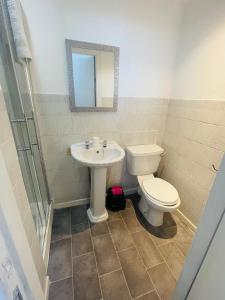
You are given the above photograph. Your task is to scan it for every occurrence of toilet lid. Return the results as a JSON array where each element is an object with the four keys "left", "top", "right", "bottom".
[{"left": 143, "top": 178, "right": 178, "bottom": 205}]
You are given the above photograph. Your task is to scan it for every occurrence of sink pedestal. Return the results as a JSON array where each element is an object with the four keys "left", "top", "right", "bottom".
[{"left": 87, "top": 167, "right": 108, "bottom": 223}]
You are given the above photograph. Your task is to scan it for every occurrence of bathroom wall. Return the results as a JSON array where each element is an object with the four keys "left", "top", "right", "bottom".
[
  {"left": 21, "top": 0, "right": 225, "bottom": 226},
  {"left": 21, "top": 0, "right": 184, "bottom": 205},
  {"left": 21, "top": 0, "right": 184, "bottom": 97},
  {"left": 36, "top": 95, "right": 168, "bottom": 204},
  {"left": 0, "top": 87, "right": 47, "bottom": 292},
  {"left": 161, "top": 0, "right": 225, "bottom": 225}
]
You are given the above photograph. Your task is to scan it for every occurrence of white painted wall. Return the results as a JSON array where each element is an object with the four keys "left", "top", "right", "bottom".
[
  {"left": 21, "top": 0, "right": 184, "bottom": 98},
  {"left": 172, "top": 0, "right": 225, "bottom": 101}
]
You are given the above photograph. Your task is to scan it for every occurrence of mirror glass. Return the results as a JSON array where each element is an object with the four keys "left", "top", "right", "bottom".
[{"left": 66, "top": 40, "right": 119, "bottom": 112}]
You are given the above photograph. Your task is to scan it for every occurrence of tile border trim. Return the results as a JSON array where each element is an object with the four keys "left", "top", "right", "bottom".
[{"left": 176, "top": 209, "right": 197, "bottom": 232}]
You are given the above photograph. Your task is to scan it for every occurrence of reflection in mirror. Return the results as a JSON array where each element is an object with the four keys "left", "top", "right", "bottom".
[{"left": 66, "top": 40, "right": 119, "bottom": 112}]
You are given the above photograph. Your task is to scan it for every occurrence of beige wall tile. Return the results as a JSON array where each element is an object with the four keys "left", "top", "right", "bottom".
[{"left": 162, "top": 99, "right": 225, "bottom": 226}]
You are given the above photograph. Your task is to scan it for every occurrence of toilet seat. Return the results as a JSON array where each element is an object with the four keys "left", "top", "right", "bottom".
[{"left": 142, "top": 178, "right": 178, "bottom": 206}]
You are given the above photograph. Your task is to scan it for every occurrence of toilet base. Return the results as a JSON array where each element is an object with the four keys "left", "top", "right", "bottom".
[
  {"left": 147, "top": 208, "right": 163, "bottom": 227},
  {"left": 139, "top": 196, "right": 164, "bottom": 227},
  {"left": 138, "top": 197, "right": 149, "bottom": 214}
]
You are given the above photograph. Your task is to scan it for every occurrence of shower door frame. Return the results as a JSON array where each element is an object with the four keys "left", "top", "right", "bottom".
[{"left": 0, "top": 0, "right": 52, "bottom": 254}]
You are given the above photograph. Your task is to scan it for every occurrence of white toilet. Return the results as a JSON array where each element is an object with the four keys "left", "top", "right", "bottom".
[{"left": 126, "top": 144, "right": 181, "bottom": 227}]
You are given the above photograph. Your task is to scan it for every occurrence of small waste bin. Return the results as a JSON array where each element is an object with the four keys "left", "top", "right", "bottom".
[{"left": 106, "top": 185, "right": 126, "bottom": 211}]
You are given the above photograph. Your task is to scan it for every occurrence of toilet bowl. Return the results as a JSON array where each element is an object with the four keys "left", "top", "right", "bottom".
[
  {"left": 126, "top": 144, "right": 181, "bottom": 227},
  {"left": 137, "top": 174, "right": 180, "bottom": 226}
]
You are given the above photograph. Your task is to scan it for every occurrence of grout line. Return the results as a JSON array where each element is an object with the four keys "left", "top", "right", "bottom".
[
  {"left": 72, "top": 250, "right": 94, "bottom": 258},
  {"left": 50, "top": 275, "right": 73, "bottom": 285},
  {"left": 147, "top": 261, "right": 167, "bottom": 271},
  {"left": 50, "top": 235, "right": 72, "bottom": 244},
  {"left": 90, "top": 232, "right": 110, "bottom": 238},
  {"left": 116, "top": 245, "right": 135, "bottom": 253},
  {"left": 98, "top": 268, "right": 122, "bottom": 278},
  {"left": 105, "top": 221, "right": 133, "bottom": 300},
  {"left": 107, "top": 218, "right": 123, "bottom": 225},
  {"left": 89, "top": 224, "right": 104, "bottom": 300},
  {"left": 133, "top": 290, "right": 158, "bottom": 300}
]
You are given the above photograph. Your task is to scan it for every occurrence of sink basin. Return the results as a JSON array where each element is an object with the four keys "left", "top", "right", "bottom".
[
  {"left": 71, "top": 140, "right": 125, "bottom": 223},
  {"left": 71, "top": 141, "right": 125, "bottom": 167}
]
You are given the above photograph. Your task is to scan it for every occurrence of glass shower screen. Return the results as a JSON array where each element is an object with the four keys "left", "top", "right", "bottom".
[{"left": 0, "top": 1, "right": 50, "bottom": 252}]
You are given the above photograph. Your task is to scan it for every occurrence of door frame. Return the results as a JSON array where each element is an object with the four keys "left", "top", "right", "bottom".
[{"left": 0, "top": 150, "right": 48, "bottom": 300}]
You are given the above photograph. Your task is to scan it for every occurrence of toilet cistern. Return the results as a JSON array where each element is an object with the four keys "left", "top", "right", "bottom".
[{"left": 71, "top": 139, "right": 125, "bottom": 223}]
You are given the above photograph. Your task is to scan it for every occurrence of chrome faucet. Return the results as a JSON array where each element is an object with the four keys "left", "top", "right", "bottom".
[{"left": 85, "top": 140, "right": 91, "bottom": 149}]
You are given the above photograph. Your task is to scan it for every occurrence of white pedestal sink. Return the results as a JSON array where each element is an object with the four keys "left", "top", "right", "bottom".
[{"left": 71, "top": 141, "right": 125, "bottom": 223}]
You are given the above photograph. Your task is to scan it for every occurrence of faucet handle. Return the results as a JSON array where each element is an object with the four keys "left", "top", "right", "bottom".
[
  {"left": 85, "top": 140, "right": 90, "bottom": 149},
  {"left": 103, "top": 140, "right": 107, "bottom": 148}
]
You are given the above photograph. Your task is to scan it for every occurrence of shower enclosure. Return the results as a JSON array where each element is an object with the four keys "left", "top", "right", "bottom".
[{"left": 0, "top": 1, "right": 50, "bottom": 252}]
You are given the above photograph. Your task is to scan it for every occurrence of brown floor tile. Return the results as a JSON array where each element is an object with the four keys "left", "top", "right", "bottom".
[
  {"left": 93, "top": 234, "right": 120, "bottom": 275},
  {"left": 100, "top": 270, "right": 131, "bottom": 300},
  {"left": 108, "top": 220, "right": 134, "bottom": 251},
  {"left": 51, "top": 208, "right": 71, "bottom": 242},
  {"left": 120, "top": 207, "right": 135, "bottom": 218},
  {"left": 71, "top": 205, "right": 88, "bottom": 225},
  {"left": 159, "top": 242, "right": 185, "bottom": 280},
  {"left": 72, "top": 228, "right": 93, "bottom": 257},
  {"left": 172, "top": 216, "right": 194, "bottom": 256},
  {"left": 71, "top": 220, "right": 89, "bottom": 234},
  {"left": 175, "top": 235, "right": 193, "bottom": 257},
  {"left": 48, "top": 238, "right": 72, "bottom": 282},
  {"left": 74, "top": 272, "right": 101, "bottom": 300},
  {"left": 125, "top": 199, "right": 134, "bottom": 209},
  {"left": 73, "top": 252, "right": 97, "bottom": 274},
  {"left": 90, "top": 221, "right": 109, "bottom": 237},
  {"left": 136, "top": 291, "right": 160, "bottom": 300},
  {"left": 148, "top": 263, "right": 176, "bottom": 300},
  {"left": 132, "top": 231, "right": 163, "bottom": 268},
  {"left": 49, "top": 277, "right": 73, "bottom": 300},
  {"left": 107, "top": 210, "right": 122, "bottom": 222},
  {"left": 121, "top": 209, "right": 143, "bottom": 233},
  {"left": 149, "top": 232, "right": 172, "bottom": 247},
  {"left": 73, "top": 252, "right": 101, "bottom": 300},
  {"left": 118, "top": 247, "right": 153, "bottom": 298}
]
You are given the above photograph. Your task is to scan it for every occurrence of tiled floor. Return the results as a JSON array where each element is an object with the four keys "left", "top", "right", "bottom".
[{"left": 48, "top": 197, "right": 195, "bottom": 300}]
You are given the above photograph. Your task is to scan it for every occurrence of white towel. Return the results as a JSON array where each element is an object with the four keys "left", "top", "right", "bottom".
[{"left": 6, "top": 0, "right": 32, "bottom": 60}]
